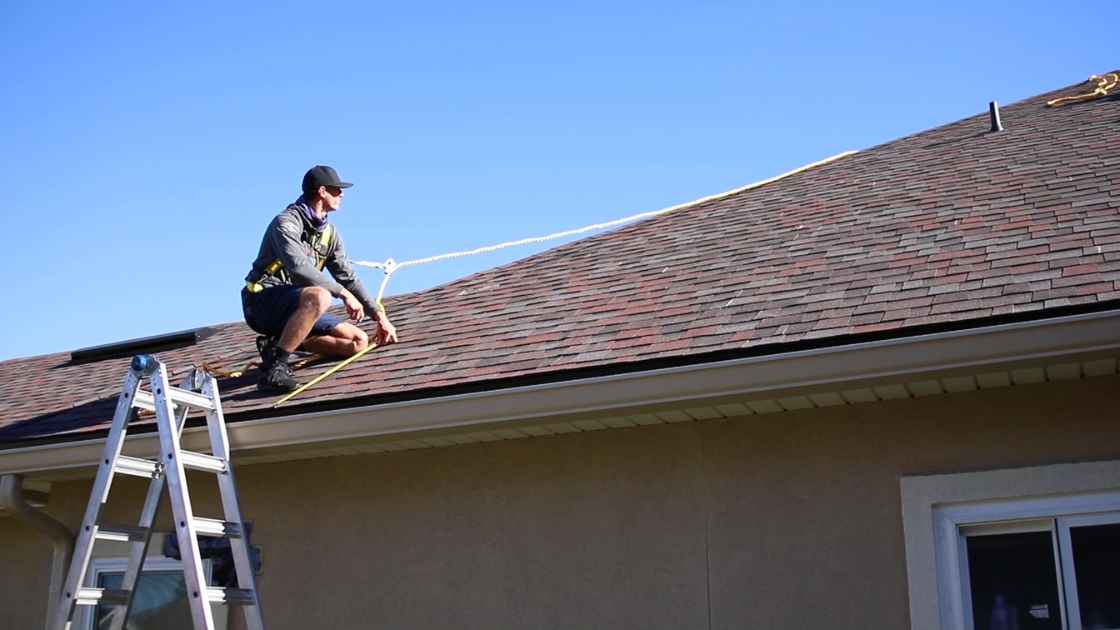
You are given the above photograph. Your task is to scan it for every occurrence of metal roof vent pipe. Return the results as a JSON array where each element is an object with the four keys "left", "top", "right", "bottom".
[
  {"left": 989, "top": 100, "right": 1004, "bottom": 132},
  {"left": 0, "top": 474, "right": 73, "bottom": 627}
]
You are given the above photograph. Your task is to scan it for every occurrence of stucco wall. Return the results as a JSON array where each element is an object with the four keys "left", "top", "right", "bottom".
[{"left": 3, "top": 376, "right": 1118, "bottom": 629}]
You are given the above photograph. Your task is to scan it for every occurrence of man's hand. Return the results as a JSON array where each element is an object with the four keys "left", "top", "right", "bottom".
[
  {"left": 340, "top": 289, "right": 365, "bottom": 322},
  {"left": 375, "top": 311, "right": 399, "bottom": 345}
]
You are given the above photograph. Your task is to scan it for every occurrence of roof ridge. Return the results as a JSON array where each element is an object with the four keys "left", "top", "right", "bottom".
[{"left": 840, "top": 73, "right": 1115, "bottom": 158}]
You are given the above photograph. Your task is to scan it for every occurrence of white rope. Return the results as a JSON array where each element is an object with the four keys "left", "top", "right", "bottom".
[{"left": 354, "top": 150, "right": 857, "bottom": 304}]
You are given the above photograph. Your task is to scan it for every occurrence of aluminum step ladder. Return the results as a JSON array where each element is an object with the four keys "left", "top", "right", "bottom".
[{"left": 50, "top": 355, "right": 264, "bottom": 630}]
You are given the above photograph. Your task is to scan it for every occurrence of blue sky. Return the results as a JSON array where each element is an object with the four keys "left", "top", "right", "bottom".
[{"left": 1, "top": 1, "right": 1115, "bottom": 360}]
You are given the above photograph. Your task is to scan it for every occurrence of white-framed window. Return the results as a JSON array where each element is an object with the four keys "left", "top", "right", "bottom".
[
  {"left": 901, "top": 460, "right": 1120, "bottom": 630},
  {"left": 76, "top": 556, "right": 217, "bottom": 630},
  {"left": 954, "top": 510, "right": 1120, "bottom": 630}
]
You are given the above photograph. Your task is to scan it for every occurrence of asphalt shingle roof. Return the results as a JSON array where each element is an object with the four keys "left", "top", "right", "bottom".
[{"left": 2, "top": 76, "right": 1118, "bottom": 444}]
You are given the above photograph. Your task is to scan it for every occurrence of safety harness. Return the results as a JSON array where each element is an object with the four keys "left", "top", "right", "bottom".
[{"left": 245, "top": 223, "right": 334, "bottom": 293}]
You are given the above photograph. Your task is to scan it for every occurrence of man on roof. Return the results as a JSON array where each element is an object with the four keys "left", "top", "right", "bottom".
[{"left": 242, "top": 165, "right": 398, "bottom": 393}]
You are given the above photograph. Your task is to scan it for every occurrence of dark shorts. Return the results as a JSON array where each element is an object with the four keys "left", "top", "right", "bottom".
[{"left": 241, "top": 286, "right": 344, "bottom": 339}]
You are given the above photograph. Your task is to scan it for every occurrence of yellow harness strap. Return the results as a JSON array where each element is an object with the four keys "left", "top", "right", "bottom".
[{"left": 246, "top": 224, "right": 335, "bottom": 293}]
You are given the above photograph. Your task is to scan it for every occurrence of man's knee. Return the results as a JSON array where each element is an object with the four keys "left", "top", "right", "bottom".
[
  {"left": 300, "top": 287, "right": 332, "bottom": 315},
  {"left": 331, "top": 323, "right": 368, "bottom": 355},
  {"left": 352, "top": 328, "right": 369, "bottom": 353}
]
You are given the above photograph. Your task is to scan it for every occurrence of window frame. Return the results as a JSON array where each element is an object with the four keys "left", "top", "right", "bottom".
[
  {"left": 900, "top": 459, "right": 1120, "bottom": 630},
  {"left": 957, "top": 518, "right": 1068, "bottom": 630},
  {"left": 935, "top": 491, "right": 1120, "bottom": 630},
  {"left": 1055, "top": 510, "right": 1120, "bottom": 630}
]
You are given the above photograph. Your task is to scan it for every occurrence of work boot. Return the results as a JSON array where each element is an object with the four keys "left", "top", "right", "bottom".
[
  {"left": 258, "top": 361, "right": 299, "bottom": 393},
  {"left": 257, "top": 346, "right": 299, "bottom": 393}
]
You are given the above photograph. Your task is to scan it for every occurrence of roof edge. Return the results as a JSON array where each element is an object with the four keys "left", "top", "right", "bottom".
[
  {"left": 2, "top": 306, "right": 1118, "bottom": 476},
  {"left": 5, "top": 299, "right": 1119, "bottom": 449}
]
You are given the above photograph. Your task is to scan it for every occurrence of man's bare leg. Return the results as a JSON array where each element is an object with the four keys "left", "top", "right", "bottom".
[
  {"left": 277, "top": 287, "right": 332, "bottom": 353},
  {"left": 301, "top": 322, "right": 369, "bottom": 357},
  {"left": 259, "top": 287, "right": 332, "bottom": 391}
]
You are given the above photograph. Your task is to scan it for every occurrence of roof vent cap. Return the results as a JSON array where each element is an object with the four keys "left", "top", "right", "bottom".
[
  {"left": 989, "top": 101, "right": 1003, "bottom": 132},
  {"left": 69, "top": 327, "right": 216, "bottom": 364}
]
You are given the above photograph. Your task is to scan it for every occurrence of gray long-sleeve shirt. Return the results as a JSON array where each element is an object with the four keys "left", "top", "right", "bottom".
[{"left": 245, "top": 203, "right": 379, "bottom": 310}]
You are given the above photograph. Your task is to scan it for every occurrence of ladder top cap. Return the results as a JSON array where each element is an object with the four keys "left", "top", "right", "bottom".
[{"left": 131, "top": 354, "right": 158, "bottom": 374}]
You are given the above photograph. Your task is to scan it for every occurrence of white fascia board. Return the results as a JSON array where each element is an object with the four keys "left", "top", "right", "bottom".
[{"left": 2, "top": 310, "right": 1118, "bottom": 476}]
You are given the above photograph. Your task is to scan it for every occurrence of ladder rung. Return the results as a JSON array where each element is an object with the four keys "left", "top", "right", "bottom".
[
  {"left": 75, "top": 587, "right": 130, "bottom": 606},
  {"left": 179, "top": 450, "right": 228, "bottom": 474},
  {"left": 192, "top": 517, "right": 242, "bottom": 538},
  {"left": 133, "top": 387, "right": 215, "bottom": 412},
  {"left": 207, "top": 587, "right": 256, "bottom": 606},
  {"left": 94, "top": 524, "right": 151, "bottom": 543},
  {"left": 113, "top": 455, "right": 162, "bottom": 479}
]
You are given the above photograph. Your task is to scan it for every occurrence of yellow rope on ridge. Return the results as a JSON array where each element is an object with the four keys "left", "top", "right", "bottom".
[{"left": 1047, "top": 73, "right": 1119, "bottom": 107}]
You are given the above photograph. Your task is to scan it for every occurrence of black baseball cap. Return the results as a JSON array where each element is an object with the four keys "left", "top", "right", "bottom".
[{"left": 302, "top": 165, "right": 353, "bottom": 196}]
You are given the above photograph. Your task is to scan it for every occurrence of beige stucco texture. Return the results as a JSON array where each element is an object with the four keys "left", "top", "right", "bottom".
[{"left": 3, "top": 376, "right": 1118, "bottom": 629}]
